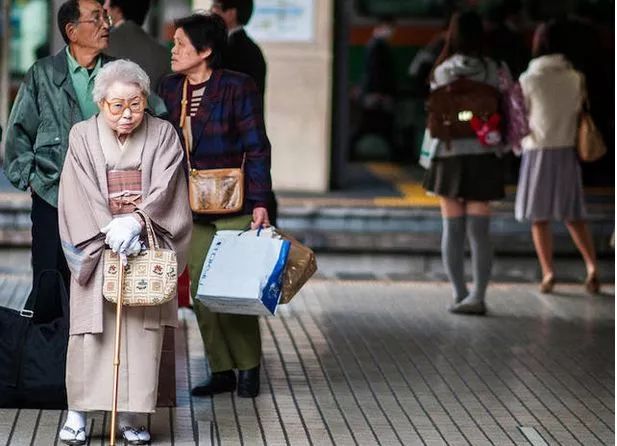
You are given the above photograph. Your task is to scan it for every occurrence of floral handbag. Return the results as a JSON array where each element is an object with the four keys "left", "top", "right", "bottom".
[{"left": 103, "top": 210, "right": 178, "bottom": 306}]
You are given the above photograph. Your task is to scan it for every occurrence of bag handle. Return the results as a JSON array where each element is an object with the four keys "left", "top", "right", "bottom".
[
  {"left": 23, "top": 269, "right": 69, "bottom": 320},
  {"left": 134, "top": 210, "right": 159, "bottom": 250},
  {"left": 579, "top": 74, "right": 591, "bottom": 112}
]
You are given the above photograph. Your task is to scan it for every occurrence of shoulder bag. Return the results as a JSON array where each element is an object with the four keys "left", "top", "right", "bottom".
[
  {"left": 577, "top": 77, "right": 607, "bottom": 162},
  {"left": 180, "top": 78, "right": 245, "bottom": 214}
]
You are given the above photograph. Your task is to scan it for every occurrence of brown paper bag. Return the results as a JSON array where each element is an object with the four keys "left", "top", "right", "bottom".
[{"left": 274, "top": 229, "right": 317, "bottom": 304}]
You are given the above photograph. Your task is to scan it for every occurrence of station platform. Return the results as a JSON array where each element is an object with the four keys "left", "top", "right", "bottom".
[
  {"left": 0, "top": 162, "right": 613, "bottom": 444},
  {"left": 0, "top": 279, "right": 613, "bottom": 445}
]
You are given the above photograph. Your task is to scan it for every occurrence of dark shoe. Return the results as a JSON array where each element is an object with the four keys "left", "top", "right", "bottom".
[
  {"left": 540, "top": 274, "right": 555, "bottom": 294},
  {"left": 191, "top": 370, "right": 236, "bottom": 396},
  {"left": 237, "top": 366, "right": 260, "bottom": 398},
  {"left": 585, "top": 272, "right": 600, "bottom": 294},
  {"left": 448, "top": 296, "right": 486, "bottom": 315}
]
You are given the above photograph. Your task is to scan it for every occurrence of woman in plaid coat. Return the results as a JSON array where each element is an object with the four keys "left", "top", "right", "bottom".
[{"left": 159, "top": 13, "right": 272, "bottom": 398}]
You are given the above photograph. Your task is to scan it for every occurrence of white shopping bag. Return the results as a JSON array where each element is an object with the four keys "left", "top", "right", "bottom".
[{"left": 196, "top": 230, "right": 291, "bottom": 316}]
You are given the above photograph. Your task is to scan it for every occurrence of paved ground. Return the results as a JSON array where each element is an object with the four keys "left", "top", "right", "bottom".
[{"left": 0, "top": 279, "right": 614, "bottom": 446}]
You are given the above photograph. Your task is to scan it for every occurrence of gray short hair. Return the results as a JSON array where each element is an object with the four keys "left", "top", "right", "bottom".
[{"left": 92, "top": 59, "right": 150, "bottom": 103}]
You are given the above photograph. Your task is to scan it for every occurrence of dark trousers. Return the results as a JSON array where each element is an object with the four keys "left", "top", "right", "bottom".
[{"left": 29, "top": 194, "right": 70, "bottom": 323}]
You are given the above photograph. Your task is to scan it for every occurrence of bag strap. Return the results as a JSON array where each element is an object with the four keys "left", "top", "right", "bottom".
[
  {"left": 179, "top": 76, "right": 247, "bottom": 173},
  {"left": 579, "top": 74, "right": 591, "bottom": 112},
  {"left": 179, "top": 77, "right": 194, "bottom": 175},
  {"left": 134, "top": 209, "right": 159, "bottom": 250}
]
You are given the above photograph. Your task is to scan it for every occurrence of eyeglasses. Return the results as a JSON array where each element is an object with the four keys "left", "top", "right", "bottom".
[
  {"left": 75, "top": 12, "right": 112, "bottom": 28},
  {"left": 102, "top": 97, "right": 145, "bottom": 117}
]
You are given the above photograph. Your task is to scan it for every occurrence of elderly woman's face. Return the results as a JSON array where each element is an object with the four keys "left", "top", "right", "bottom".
[
  {"left": 171, "top": 28, "right": 211, "bottom": 74},
  {"left": 99, "top": 82, "right": 145, "bottom": 136}
]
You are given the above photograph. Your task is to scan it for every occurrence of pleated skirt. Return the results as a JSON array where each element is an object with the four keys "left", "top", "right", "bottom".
[
  {"left": 515, "top": 147, "right": 588, "bottom": 222},
  {"left": 423, "top": 153, "right": 505, "bottom": 201},
  {"left": 66, "top": 301, "right": 164, "bottom": 413}
]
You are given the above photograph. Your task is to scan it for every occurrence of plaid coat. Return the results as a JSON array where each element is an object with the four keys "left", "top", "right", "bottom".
[{"left": 159, "top": 69, "right": 272, "bottom": 216}]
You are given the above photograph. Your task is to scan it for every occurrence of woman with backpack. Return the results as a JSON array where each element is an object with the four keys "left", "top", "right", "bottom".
[
  {"left": 515, "top": 21, "right": 600, "bottom": 294},
  {"left": 422, "top": 11, "right": 508, "bottom": 315}
]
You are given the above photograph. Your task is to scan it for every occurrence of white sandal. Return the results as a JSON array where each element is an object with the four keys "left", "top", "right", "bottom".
[
  {"left": 59, "top": 425, "right": 86, "bottom": 445},
  {"left": 120, "top": 425, "right": 150, "bottom": 445}
]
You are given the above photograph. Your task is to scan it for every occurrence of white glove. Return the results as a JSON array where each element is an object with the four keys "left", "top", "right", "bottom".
[
  {"left": 101, "top": 215, "right": 142, "bottom": 254},
  {"left": 123, "top": 235, "right": 144, "bottom": 257}
]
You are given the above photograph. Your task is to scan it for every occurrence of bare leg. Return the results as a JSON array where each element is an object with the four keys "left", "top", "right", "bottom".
[
  {"left": 565, "top": 220, "right": 598, "bottom": 275},
  {"left": 565, "top": 220, "right": 600, "bottom": 293},
  {"left": 531, "top": 221, "right": 554, "bottom": 279},
  {"left": 439, "top": 197, "right": 466, "bottom": 218}
]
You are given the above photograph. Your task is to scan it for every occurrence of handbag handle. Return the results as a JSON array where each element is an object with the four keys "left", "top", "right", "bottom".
[{"left": 134, "top": 210, "right": 159, "bottom": 250}]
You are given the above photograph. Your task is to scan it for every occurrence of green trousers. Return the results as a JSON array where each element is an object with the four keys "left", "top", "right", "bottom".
[{"left": 188, "top": 215, "right": 261, "bottom": 373}]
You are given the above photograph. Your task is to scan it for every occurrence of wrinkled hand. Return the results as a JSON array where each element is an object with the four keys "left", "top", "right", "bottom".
[
  {"left": 101, "top": 215, "right": 142, "bottom": 254},
  {"left": 251, "top": 206, "right": 270, "bottom": 230}
]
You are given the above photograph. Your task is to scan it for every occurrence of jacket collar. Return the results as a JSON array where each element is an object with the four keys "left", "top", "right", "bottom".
[
  {"left": 182, "top": 69, "right": 224, "bottom": 148},
  {"left": 52, "top": 46, "right": 114, "bottom": 87},
  {"left": 52, "top": 48, "right": 70, "bottom": 87}
]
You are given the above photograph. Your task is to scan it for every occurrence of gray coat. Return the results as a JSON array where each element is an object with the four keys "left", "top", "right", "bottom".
[{"left": 105, "top": 21, "right": 171, "bottom": 91}]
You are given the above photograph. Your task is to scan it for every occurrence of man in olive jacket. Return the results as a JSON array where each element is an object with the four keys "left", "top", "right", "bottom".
[{"left": 4, "top": 0, "right": 114, "bottom": 321}]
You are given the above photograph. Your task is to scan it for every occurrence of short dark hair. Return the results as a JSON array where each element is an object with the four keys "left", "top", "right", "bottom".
[
  {"left": 110, "top": 0, "right": 150, "bottom": 26},
  {"left": 532, "top": 20, "right": 570, "bottom": 58},
  {"left": 218, "top": 0, "right": 254, "bottom": 26},
  {"left": 57, "top": 0, "right": 105, "bottom": 44},
  {"left": 174, "top": 13, "right": 227, "bottom": 69},
  {"left": 447, "top": 11, "right": 484, "bottom": 57},
  {"left": 58, "top": 0, "right": 81, "bottom": 44}
]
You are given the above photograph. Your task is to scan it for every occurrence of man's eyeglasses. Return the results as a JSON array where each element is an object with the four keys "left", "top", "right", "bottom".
[
  {"left": 102, "top": 97, "right": 145, "bottom": 117},
  {"left": 75, "top": 12, "right": 112, "bottom": 28}
]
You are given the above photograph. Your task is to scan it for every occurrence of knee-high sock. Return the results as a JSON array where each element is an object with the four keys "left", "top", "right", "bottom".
[
  {"left": 467, "top": 215, "right": 492, "bottom": 302},
  {"left": 441, "top": 216, "right": 468, "bottom": 302}
]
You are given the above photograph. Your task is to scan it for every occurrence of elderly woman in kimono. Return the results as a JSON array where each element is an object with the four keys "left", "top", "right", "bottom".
[{"left": 57, "top": 59, "right": 192, "bottom": 446}]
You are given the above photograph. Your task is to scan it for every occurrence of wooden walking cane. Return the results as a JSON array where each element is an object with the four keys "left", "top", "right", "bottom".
[{"left": 109, "top": 259, "right": 126, "bottom": 446}]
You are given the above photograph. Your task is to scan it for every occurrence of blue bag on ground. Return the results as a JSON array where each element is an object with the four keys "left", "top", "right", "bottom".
[{"left": 196, "top": 230, "right": 291, "bottom": 316}]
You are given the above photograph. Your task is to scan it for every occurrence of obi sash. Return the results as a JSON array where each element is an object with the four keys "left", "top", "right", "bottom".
[{"left": 107, "top": 170, "right": 142, "bottom": 216}]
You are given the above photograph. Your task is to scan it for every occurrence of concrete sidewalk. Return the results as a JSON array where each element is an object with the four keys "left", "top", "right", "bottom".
[{"left": 1, "top": 280, "right": 614, "bottom": 445}]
